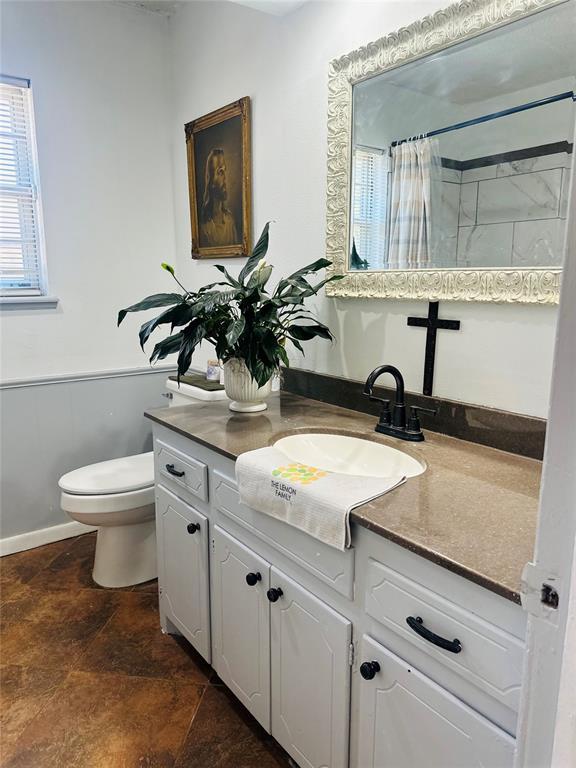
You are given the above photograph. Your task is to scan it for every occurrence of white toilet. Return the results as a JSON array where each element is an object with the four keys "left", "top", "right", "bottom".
[{"left": 59, "top": 376, "right": 227, "bottom": 588}]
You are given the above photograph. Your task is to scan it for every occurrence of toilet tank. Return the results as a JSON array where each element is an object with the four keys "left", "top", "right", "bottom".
[{"left": 165, "top": 377, "right": 228, "bottom": 407}]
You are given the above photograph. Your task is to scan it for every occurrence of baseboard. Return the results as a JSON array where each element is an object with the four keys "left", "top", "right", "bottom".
[{"left": 0, "top": 520, "right": 97, "bottom": 557}]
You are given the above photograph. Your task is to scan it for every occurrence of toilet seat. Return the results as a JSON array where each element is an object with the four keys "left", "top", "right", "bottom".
[
  {"left": 59, "top": 452, "right": 154, "bottom": 496},
  {"left": 60, "top": 486, "right": 155, "bottom": 519}
]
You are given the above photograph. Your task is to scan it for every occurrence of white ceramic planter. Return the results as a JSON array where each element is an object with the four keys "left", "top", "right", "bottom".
[{"left": 223, "top": 358, "right": 272, "bottom": 412}]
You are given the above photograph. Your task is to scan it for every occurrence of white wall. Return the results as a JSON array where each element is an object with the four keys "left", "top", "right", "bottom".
[
  {"left": 168, "top": 0, "right": 558, "bottom": 418},
  {"left": 0, "top": 1, "right": 176, "bottom": 380},
  {"left": 0, "top": 1, "right": 176, "bottom": 542}
]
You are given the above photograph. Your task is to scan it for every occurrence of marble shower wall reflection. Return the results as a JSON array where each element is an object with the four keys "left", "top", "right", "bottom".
[
  {"left": 458, "top": 150, "right": 570, "bottom": 267},
  {"left": 440, "top": 148, "right": 570, "bottom": 269}
]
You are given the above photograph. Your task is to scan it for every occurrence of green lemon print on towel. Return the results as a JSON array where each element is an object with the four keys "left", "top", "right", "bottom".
[{"left": 271, "top": 464, "right": 329, "bottom": 485}]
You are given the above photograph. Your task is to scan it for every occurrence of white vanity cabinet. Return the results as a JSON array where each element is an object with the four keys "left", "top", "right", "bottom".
[
  {"left": 269, "top": 567, "right": 352, "bottom": 768},
  {"left": 151, "top": 425, "right": 526, "bottom": 768},
  {"left": 212, "top": 526, "right": 271, "bottom": 729},
  {"left": 357, "top": 636, "right": 515, "bottom": 768},
  {"left": 212, "top": 526, "right": 352, "bottom": 768},
  {"left": 155, "top": 484, "right": 211, "bottom": 662}
]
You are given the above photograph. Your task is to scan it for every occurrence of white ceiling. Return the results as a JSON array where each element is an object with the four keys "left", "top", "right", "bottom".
[
  {"left": 228, "top": 0, "right": 307, "bottom": 15},
  {"left": 117, "top": 1, "right": 179, "bottom": 16},
  {"left": 360, "top": 2, "right": 576, "bottom": 106},
  {"left": 118, "top": 0, "right": 307, "bottom": 17}
]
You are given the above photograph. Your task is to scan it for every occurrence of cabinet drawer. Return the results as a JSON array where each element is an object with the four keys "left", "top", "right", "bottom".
[
  {"left": 156, "top": 439, "right": 208, "bottom": 503},
  {"left": 213, "top": 470, "right": 355, "bottom": 599},
  {"left": 365, "top": 558, "right": 524, "bottom": 712},
  {"left": 357, "top": 634, "right": 515, "bottom": 768}
]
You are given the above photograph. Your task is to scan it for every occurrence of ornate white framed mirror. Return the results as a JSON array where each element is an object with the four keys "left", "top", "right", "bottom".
[{"left": 325, "top": 0, "right": 575, "bottom": 303}]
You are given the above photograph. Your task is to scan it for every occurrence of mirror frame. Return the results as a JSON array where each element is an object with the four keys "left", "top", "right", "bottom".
[{"left": 325, "top": 0, "right": 569, "bottom": 304}]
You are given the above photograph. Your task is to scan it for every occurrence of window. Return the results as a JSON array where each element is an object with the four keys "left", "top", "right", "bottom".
[
  {"left": 0, "top": 75, "right": 48, "bottom": 297},
  {"left": 350, "top": 146, "right": 390, "bottom": 270}
]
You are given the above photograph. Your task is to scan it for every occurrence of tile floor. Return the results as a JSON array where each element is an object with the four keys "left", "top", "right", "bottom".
[{"left": 0, "top": 533, "right": 291, "bottom": 767}]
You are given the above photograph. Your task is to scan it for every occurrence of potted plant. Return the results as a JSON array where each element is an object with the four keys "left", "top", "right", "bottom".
[{"left": 118, "top": 223, "right": 342, "bottom": 412}]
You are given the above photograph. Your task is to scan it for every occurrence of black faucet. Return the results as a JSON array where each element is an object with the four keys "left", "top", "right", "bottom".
[{"left": 363, "top": 364, "right": 436, "bottom": 442}]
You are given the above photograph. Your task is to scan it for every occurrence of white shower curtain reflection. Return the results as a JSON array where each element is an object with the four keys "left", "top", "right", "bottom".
[{"left": 388, "top": 137, "right": 441, "bottom": 269}]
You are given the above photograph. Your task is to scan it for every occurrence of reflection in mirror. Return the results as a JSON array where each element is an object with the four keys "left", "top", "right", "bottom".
[{"left": 350, "top": 2, "right": 575, "bottom": 272}]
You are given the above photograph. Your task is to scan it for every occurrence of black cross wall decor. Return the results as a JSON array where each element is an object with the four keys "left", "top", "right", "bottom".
[{"left": 407, "top": 301, "right": 461, "bottom": 396}]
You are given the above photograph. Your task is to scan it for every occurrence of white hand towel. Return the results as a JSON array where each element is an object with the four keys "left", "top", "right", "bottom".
[{"left": 236, "top": 446, "right": 406, "bottom": 551}]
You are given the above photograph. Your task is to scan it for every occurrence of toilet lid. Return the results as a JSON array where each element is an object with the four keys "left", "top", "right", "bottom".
[{"left": 59, "top": 452, "right": 154, "bottom": 495}]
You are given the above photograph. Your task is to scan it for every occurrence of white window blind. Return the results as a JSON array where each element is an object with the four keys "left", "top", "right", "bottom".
[
  {"left": 0, "top": 76, "right": 47, "bottom": 296},
  {"left": 350, "top": 146, "right": 390, "bottom": 270}
]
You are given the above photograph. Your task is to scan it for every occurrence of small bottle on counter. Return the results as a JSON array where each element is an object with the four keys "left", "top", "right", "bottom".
[{"left": 206, "top": 359, "right": 221, "bottom": 381}]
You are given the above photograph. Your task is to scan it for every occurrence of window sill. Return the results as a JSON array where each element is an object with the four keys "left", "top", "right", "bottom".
[{"left": 0, "top": 296, "right": 59, "bottom": 310}]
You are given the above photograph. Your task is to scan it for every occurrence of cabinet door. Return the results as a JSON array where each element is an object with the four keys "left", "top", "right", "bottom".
[
  {"left": 357, "top": 635, "right": 515, "bottom": 768},
  {"left": 212, "top": 526, "right": 271, "bottom": 731},
  {"left": 270, "top": 567, "right": 351, "bottom": 768},
  {"left": 156, "top": 485, "right": 210, "bottom": 662}
]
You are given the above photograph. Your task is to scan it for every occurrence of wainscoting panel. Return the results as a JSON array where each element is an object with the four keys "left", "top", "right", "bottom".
[{"left": 0, "top": 367, "right": 173, "bottom": 544}]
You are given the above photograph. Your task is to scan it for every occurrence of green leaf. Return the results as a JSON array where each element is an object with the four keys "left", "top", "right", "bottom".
[
  {"left": 289, "top": 337, "right": 304, "bottom": 355},
  {"left": 139, "top": 304, "right": 178, "bottom": 350},
  {"left": 225, "top": 316, "right": 246, "bottom": 347},
  {"left": 176, "top": 321, "right": 207, "bottom": 377},
  {"left": 288, "top": 324, "right": 333, "bottom": 341},
  {"left": 259, "top": 329, "right": 280, "bottom": 366},
  {"left": 277, "top": 344, "right": 290, "bottom": 368},
  {"left": 118, "top": 293, "right": 182, "bottom": 326},
  {"left": 238, "top": 222, "right": 270, "bottom": 283},
  {"left": 193, "top": 289, "right": 236, "bottom": 313},
  {"left": 213, "top": 264, "right": 241, "bottom": 288},
  {"left": 149, "top": 331, "right": 184, "bottom": 364},
  {"left": 257, "top": 302, "right": 278, "bottom": 322},
  {"left": 285, "top": 258, "right": 331, "bottom": 281},
  {"left": 161, "top": 263, "right": 175, "bottom": 276}
]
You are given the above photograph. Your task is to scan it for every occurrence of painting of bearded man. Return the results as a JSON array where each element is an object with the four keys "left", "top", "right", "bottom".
[{"left": 185, "top": 97, "right": 252, "bottom": 258}]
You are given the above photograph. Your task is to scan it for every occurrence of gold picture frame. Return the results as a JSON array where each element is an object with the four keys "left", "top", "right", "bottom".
[{"left": 185, "top": 97, "right": 252, "bottom": 259}]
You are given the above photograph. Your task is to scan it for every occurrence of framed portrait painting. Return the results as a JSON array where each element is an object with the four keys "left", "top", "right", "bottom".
[{"left": 185, "top": 97, "right": 252, "bottom": 259}]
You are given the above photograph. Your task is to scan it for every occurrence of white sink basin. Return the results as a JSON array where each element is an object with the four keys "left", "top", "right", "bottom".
[{"left": 273, "top": 433, "right": 425, "bottom": 479}]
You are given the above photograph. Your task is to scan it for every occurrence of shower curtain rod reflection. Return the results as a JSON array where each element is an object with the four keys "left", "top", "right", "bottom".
[{"left": 390, "top": 90, "right": 576, "bottom": 147}]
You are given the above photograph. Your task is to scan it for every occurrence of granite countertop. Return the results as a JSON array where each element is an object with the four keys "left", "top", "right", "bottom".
[{"left": 146, "top": 392, "right": 541, "bottom": 604}]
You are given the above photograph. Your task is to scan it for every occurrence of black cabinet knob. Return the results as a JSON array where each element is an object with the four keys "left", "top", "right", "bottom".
[
  {"left": 186, "top": 522, "right": 200, "bottom": 534},
  {"left": 360, "top": 660, "right": 381, "bottom": 680},
  {"left": 267, "top": 587, "right": 283, "bottom": 602},
  {"left": 246, "top": 572, "right": 262, "bottom": 586}
]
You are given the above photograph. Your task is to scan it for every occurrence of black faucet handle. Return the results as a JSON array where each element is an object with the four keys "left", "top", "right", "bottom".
[
  {"left": 362, "top": 386, "right": 392, "bottom": 428},
  {"left": 362, "top": 384, "right": 389, "bottom": 406},
  {"left": 363, "top": 388, "right": 391, "bottom": 426},
  {"left": 408, "top": 405, "right": 437, "bottom": 433}
]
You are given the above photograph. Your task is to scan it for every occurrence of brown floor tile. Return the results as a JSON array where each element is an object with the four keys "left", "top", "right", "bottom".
[
  {"left": 1, "top": 588, "right": 120, "bottom": 669},
  {"left": 26, "top": 533, "right": 129, "bottom": 593},
  {"left": 77, "top": 592, "right": 210, "bottom": 684},
  {"left": 0, "top": 539, "right": 73, "bottom": 602},
  {"left": 131, "top": 578, "right": 159, "bottom": 593},
  {"left": 0, "top": 664, "right": 66, "bottom": 758},
  {"left": 175, "top": 685, "right": 290, "bottom": 768},
  {"left": 3, "top": 670, "right": 204, "bottom": 768},
  {"left": 1, "top": 538, "right": 292, "bottom": 767}
]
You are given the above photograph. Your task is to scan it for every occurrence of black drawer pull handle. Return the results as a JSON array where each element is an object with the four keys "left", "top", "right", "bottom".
[
  {"left": 246, "top": 572, "right": 262, "bottom": 587},
  {"left": 267, "top": 587, "right": 283, "bottom": 602},
  {"left": 406, "top": 616, "right": 462, "bottom": 654},
  {"left": 187, "top": 522, "right": 200, "bottom": 534},
  {"left": 166, "top": 463, "right": 185, "bottom": 477}
]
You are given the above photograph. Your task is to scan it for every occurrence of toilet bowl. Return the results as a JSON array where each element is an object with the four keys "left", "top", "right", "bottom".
[
  {"left": 59, "top": 452, "right": 156, "bottom": 588},
  {"left": 59, "top": 376, "right": 228, "bottom": 588}
]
